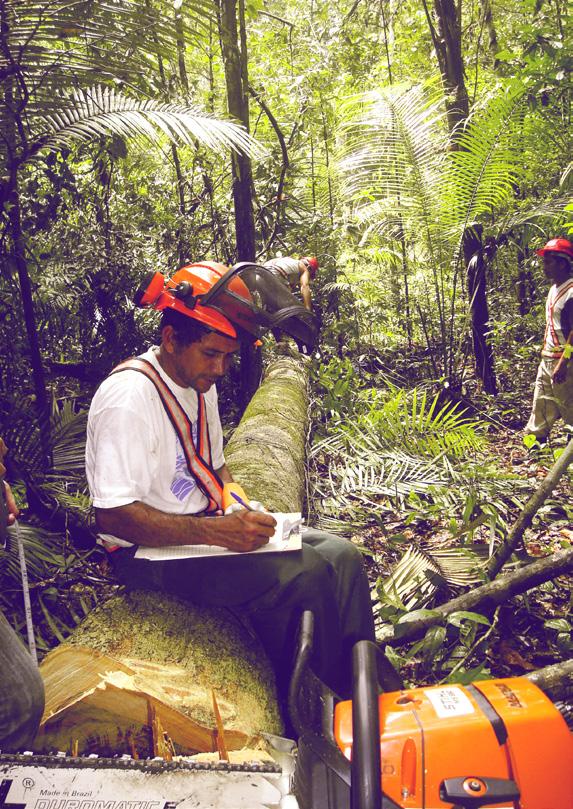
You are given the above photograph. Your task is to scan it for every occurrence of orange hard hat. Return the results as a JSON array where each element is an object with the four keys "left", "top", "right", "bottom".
[
  {"left": 135, "top": 261, "right": 320, "bottom": 350},
  {"left": 134, "top": 262, "right": 254, "bottom": 340}
]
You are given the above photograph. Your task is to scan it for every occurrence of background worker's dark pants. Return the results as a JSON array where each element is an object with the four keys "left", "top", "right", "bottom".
[
  {"left": 0, "top": 611, "right": 44, "bottom": 751},
  {"left": 112, "top": 529, "right": 375, "bottom": 701}
]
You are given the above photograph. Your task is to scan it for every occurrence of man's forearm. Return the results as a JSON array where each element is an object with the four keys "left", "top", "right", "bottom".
[
  {"left": 96, "top": 501, "right": 216, "bottom": 547},
  {"left": 95, "top": 498, "right": 276, "bottom": 552}
]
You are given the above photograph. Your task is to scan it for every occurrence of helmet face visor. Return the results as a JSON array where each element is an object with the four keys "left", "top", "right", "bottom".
[{"left": 200, "top": 263, "right": 319, "bottom": 349}]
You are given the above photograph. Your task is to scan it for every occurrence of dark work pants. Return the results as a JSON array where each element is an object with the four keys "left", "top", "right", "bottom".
[
  {"left": 111, "top": 529, "right": 376, "bottom": 702},
  {"left": 0, "top": 611, "right": 44, "bottom": 751}
]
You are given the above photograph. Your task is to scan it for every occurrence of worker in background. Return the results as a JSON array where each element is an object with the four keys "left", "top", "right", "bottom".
[
  {"left": 525, "top": 238, "right": 573, "bottom": 445},
  {"left": 0, "top": 438, "right": 45, "bottom": 751},
  {"left": 86, "top": 262, "right": 375, "bottom": 717},
  {"left": 263, "top": 255, "right": 319, "bottom": 311}
]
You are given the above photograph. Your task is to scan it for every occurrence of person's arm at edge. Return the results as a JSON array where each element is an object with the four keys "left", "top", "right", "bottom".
[
  {"left": 553, "top": 330, "right": 573, "bottom": 383},
  {"left": 299, "top": 263, "right": 313, "bottom": 311},
  {"left": 0, "top": 437, "right": 18, "bottom": 524}
]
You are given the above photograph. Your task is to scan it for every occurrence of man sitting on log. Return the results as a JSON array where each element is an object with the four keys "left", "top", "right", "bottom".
[{"left": 85, "top": 261, "right": 375, "bottom": 719}]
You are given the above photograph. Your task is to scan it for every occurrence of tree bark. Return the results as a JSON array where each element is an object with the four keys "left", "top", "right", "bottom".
[
  {"left": 463, "top": 226, "right": 497, "bottom": 394},
  {"left": 36, "top": 591, "right": 282, "bottom": 756},
  {"left": 422, "top": 0, "right": 469, "bottom": 134},
  {"left": 225, "top": 355, "right": 310, "bottom": 512},
  {"left": 487, "top": 438, "right": 573, "bottom": 578},
  {"left": 217, "top": 0, "right": 255, "bottom": 260},
  {"left": 217, "top": 0, "right": 260, "bottom": 407},
  {"left": 526, "top": 658, "right": 573, "bottom": 704},
  {"left": 422, "top": 0, "right": 498, "bottom": 393},
  {"left": 379, "top": 548, "right": 573, "bottom": 645}
]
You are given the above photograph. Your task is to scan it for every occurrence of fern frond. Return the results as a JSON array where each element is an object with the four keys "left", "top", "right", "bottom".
[{"left": 37, "top": 87, "right": 262, "bottom": 158}]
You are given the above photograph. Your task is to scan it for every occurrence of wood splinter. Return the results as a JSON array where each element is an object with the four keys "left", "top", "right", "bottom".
[{"left": 211, "top": 689, "right": 229, "bottom": 761}]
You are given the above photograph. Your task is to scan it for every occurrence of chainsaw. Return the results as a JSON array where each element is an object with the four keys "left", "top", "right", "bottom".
[{"left": 289, "top": 611, "right": 573, "bottom": 809}]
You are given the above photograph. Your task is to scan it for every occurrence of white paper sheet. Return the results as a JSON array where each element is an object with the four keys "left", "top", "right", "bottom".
[{"left": 134, "top": 513, "right": 303, "bottom": 561}]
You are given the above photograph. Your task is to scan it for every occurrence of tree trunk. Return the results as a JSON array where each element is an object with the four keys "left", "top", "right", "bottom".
[
  {"left": 526, "top": 659, "right": 573, "bottom": 704},
  {"left": 379, "top": 548, "right": 573, "bottom": 645},
  {"left": 0, "top": 11, "right": 49, "bottom": 420},
  {"left": 463, "top": 226, "right": 497, "bottom": 394},
  {"left": 36, "top": 591, "right": 282, "bottom": 756},
  {"left": 217, "top": 0, "right": 260, "bottom": 407},
  {"left": 217, "top": 0, "right": 255, "bottom": 260},
  {"left": 5, "top": 175, "right": 49, "bottom": 418},
  {"left": 423, "top": 0, "right": 469, "bottom": 134},
  {"left": 422, "top": 0, "right": 498, "bottom": 393}
]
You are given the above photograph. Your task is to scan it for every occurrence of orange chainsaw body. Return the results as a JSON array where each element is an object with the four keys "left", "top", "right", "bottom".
[{"left": 334, "top": 677, "right": 572, "bottom": 808}]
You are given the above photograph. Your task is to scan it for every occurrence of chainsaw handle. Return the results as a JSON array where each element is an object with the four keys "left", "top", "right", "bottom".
[
  {"left": 288, "top": 610, "right": 315, "bottom": 736},
  {"left": 351, "top": 640, "right": 382, "bottom": 809}
]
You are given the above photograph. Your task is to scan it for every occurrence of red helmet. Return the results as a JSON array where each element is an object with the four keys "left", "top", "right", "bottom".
[
  {"left": 134, "top": 262, "right": 254, "bottom": 340},
  {"left": 535, "top": 238, "right": 573, "bottom": 263},
  {"left": 302, "top": 256, "right": 319, "bottom": 279}
]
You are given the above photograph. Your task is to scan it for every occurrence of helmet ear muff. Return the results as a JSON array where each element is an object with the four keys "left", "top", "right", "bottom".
[{"left": 173, "top": 280, "right": 197, "bottom": 308}]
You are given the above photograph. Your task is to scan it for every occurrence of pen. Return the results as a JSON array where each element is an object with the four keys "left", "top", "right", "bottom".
[{"left": 231, "top": 490, "right": 255, "bottom": 511}]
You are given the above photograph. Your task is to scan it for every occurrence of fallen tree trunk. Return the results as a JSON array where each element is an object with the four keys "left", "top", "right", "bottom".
[
  {"left": 488, "top": 439, "right": 573, "bottom": 579},
  {"left": 225, "top": 354, "right": 310, "bottom": 511},
  {"left": 379, "top": 547, "right": 573, "bottom": 645},
  {"left": 35, "top": 356, "right": 311, "bottom": 756}
]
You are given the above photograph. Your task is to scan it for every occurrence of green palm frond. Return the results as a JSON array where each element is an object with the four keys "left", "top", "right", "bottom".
[
  {"left": 49, "top": 401, "right": 89, "bottom": 476},
  {"left": 338, "top": 82, "right": 448, "bottom": 245},
  {"left": 335, "top": 387, "right": 485, "bottom": 460},
  {"left": 2, "top": 0, "right": 212, "bottom": 100},
  {"left": 495, "top": 195, "right": 572, "bottom": 233},
  {"left": 35, "top": 86, "right": 262, "bottom": 159},
  {"left": 0, "top": 524, "right": 68, "bottom": 585},
  {"left": 379, "top": 545, "right": 444, "bottom": 609},
  {"left": 443, "top": 81, "right": 526, "bottom": 238}
]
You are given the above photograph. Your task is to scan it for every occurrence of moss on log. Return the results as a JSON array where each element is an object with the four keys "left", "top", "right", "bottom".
[{"left": 225, "top": 355, "right": 310, "bottom": 512}]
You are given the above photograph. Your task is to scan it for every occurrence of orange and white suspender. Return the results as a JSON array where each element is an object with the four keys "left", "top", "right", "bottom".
[
  {"left": 542, "top": 280, "right": 573, "bottom": 359},
  {"left": 110, "top": 357, "right": 224, "bottom": 513}
]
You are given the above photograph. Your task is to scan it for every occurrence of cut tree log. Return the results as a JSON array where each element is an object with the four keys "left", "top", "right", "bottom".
[
  {"left": 35, "top": 591, "right": 282, "bottom": 756},
  {"left": 35, "top": 355, "right": 311, "bottom": 756}
]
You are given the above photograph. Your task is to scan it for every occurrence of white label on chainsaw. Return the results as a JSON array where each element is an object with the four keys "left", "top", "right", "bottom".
[{"left": 425, "top": 687, "right": 475, "bottom": 719}]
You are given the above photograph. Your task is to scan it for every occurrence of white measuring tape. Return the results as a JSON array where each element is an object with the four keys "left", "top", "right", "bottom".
[{"left": 14, "top": 518, "right": 38, "bottom": 665}]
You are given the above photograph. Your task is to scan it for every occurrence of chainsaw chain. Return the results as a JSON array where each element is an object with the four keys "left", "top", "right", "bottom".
[{"left": 0, "top": 752, "right": 281, "bottom": 774}]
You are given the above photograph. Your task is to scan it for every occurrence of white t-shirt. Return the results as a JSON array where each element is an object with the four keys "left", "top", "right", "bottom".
[{"left": 86, "top": 346, "right": 225, "bottom": 547}]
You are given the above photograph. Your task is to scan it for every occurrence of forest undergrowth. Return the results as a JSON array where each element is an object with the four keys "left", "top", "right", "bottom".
[
  {"left": 1, "top": 339, "right": 571, "bottom": 690},
  {"left": 307, "top": 340, "right": 573, "bottom": 688}
]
